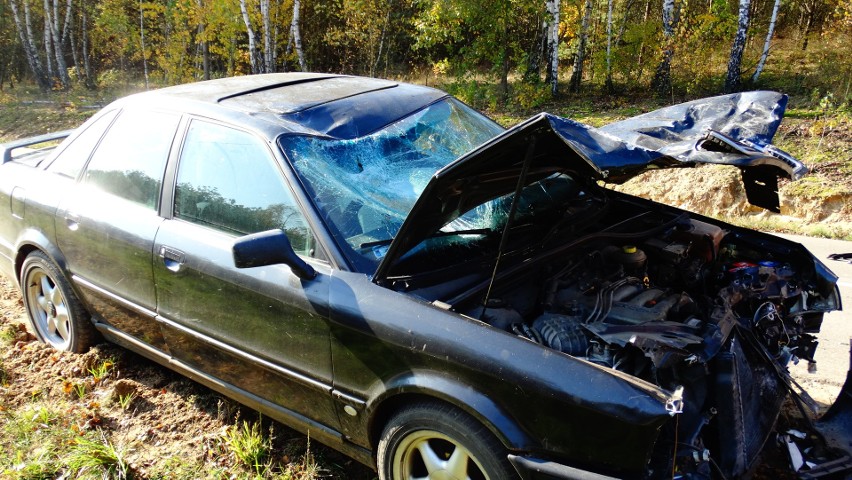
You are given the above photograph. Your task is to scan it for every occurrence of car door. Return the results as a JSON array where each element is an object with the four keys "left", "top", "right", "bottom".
[
  {"left": 55, "top": 108, "right": 181, "bottom": 352},
  {"left": 153, "top": 119, "right": 338, "bottom": 430}
]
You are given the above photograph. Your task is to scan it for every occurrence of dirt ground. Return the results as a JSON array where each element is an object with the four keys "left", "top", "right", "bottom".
[{"left": 0, "top": 276, "right": 374, "bottom": 479}]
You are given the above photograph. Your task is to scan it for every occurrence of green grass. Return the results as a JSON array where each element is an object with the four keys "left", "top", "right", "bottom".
[
  {"left": 66, "top": 430, "right": 131, "bottom": 479},
  {"left": 224, "top": 416, "right": 272, "bottom": 474}
]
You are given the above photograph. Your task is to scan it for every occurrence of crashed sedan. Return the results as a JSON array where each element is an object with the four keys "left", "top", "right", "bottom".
[{"left": 0, "top": 73, "right": 846, "bottom": 479}]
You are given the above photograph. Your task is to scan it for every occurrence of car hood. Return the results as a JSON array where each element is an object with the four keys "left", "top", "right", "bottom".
[{"left": 374, "top": 91, "right": 805, "bottom": 282}]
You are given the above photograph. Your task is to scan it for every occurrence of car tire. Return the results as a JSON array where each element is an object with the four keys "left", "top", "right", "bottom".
[
  {"left": 20, "top": 251, "right": 95, "bottom": 353},
  {"left": 378, "top": 401, "right": 517, "bottom": 480}
]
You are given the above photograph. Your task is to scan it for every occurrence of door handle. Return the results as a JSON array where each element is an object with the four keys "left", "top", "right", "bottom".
[{"left": 159, "top": 245, "right": 186, "bottom": 272}]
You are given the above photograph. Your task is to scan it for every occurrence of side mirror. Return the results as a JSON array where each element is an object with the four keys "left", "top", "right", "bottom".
[{"left": 232, "top": 229, "right": 317, "bottom": 280}]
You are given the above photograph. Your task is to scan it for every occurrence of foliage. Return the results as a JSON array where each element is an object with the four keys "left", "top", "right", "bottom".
[{"left": 223, "top": 416, "right": 271, "bottom": 473}]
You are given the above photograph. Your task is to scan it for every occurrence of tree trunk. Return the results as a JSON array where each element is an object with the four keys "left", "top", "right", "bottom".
[
  {"left": 68, "top": 5, "right": 83, "bottom": 83},
  {"left": 81, "top": 0, "right": 94, "bottom": 88},
  {"left": 651, "top": 0, "right": 675, "bottom": 96},
  {"left": 724, "top": 0, "right": 751, "bottom": 92},
  {"left": 372, "top": 0, "right": 393, "bottom": 77},
  {"left": 290, "top": 0, "right": 306, "bottom": 71},
  {"left": 9, "top": 0, "right": 51, "bottom": 90},
  {"left": 800, "top": 1, "right": 813, "bottom": 51},
  {"left": 240, "top": 0, "right": 261, "bottom": 73},
  {"left": 751, "top": 0, "right": 779, "bottom": 83},
  {"left": 569, "top": 0, "right": 593, "bottom": 92},
  {"left": 605, "top": 0, "right": 614, "bottom": 92},
  {"left": 45, "top": 0, "right": 70, "bottom": 88},
  {"left": 545, "top": 0, "right": 560, "bottom": 95},
  {"left": 637, "top": 0, "right": 652, "bottom": 72},
  {"left": 42, "top": 1, "right": 56, "bottom": 81},
  {"left": 139, "top": 0, "right": 149, "bottom": 88},
  {"left": 261, "top": 0, "right": 273, "bottom": 72}
]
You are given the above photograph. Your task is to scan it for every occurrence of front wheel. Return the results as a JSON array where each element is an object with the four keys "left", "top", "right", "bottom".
[
  {"left": 20, "top": 251, "right": 95, "bottom": 353},
  {"left": 378, "top": 402, "right": 516, "bottom": 480}
]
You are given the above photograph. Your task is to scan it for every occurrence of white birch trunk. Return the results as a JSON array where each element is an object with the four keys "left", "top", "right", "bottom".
[
  {"left": 240, "top": 0, "right": 261, "bottom": 73},
  {"left": 751, "top": 0, "right": 780, "bottom": 83},
  {"left": 46, "top": 0, "right": 70, "bottom": 88},
  {"left": 42, "top": 0, "right": 56, "bottom": 81},
  {"left": 725, "top": 0, "right": 751, "bottom": 92},
  {"left": 9, "top": 0, "right": 51, "bottom": 90},
  {"left": 545, "top": 0, "right": 560, "bottom": 95},
  {"left": 290, "top": 0, "right": 306, "bottom": 71},
  {"left": 261, "top": 0, "right": 273, "bottom": 72}
]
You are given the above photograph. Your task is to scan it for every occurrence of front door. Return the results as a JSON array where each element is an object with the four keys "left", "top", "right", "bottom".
[{"left": 153, "top": 119, "right": 338, "bottom": 429}]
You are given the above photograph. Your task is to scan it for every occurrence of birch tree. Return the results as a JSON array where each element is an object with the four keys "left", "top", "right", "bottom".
[
  {"left": 569, "top": 0, "right": 593, "bottom": 92},
  {"left": 289, "top": 0, "right": 306, "bottom": 71},
  {"left": 44, "top": 0, "right": 70, "bottom": 88},
  {"left": 545, "top": 0, "right": 560, "bottom": 95},
  {"left": 751, "top": 0, "right": 780, "bottom": 83},
  {"left": 260, "top": 0, "right": 273, "bottom": 72},
  {"left": 651, "top": 0, "right": 675, "bottom": 96},
  {"left": 239, "top": 0, "right": 262, "bottom": 73},
  {"left": 9, "top": 0, "right": 51, "bottom": 90},
  {"left": 724, "top": 0, "right": 751, "bottom": 92}
]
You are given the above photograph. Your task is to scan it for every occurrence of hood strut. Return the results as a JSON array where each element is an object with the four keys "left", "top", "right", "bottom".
[{"left": 480, "top": 137, "right": 537, "bottom": 317}]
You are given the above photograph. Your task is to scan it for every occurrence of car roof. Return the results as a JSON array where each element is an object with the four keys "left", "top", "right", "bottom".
[{"left": 116, "top": 73, "right": 448, "bottom": 140}]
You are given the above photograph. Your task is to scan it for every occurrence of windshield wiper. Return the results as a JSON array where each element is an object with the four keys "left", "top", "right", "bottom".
[{"left": 360, "top": 228, "right": 493, "bottom": 250}]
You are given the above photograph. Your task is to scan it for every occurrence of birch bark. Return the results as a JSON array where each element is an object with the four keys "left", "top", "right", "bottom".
[
  {"left": 9, "top": 0, "right": 51, "bottom": 90},
  {"left": 290, "top": 0, "right": 306, "bottom": 71},
  {"left": 751, "top": 0, "right": 780, "bottom": 82},
  {"left": 545, "top": 0, "right": 560, "bottom": 95},
  {"left": 724, "top": 0, "right": 751, "bottom": 92}
]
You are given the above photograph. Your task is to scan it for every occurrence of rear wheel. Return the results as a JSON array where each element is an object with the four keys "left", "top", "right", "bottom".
[
  {"left": 20, "top": 251, "right": 95, "bottom": 353},
  {"left": 378, "top": 402, "right": 516, "bottom": 480}
]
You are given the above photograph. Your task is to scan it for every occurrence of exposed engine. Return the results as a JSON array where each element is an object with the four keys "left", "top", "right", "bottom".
[{"left": 467, "top": 214, "right": 836, "bottom": 478}]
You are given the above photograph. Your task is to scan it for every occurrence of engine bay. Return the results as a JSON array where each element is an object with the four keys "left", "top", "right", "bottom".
[{"left": 447, "top": 199, "right": 840, "bottom": 477}]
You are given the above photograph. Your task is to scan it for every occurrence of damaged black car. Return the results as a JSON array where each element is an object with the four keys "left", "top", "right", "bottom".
[{"left": 0, "top": 74, "right": 847, "bottom": 479}]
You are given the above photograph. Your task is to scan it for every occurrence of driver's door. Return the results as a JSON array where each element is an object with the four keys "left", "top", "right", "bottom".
[{"left": 153, "top": 119, "right": 337, "bottom": 428}]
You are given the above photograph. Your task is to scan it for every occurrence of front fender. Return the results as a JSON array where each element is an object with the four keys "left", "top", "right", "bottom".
[{"left": 364, "top": 369, "right": 536, "bottom": 452}]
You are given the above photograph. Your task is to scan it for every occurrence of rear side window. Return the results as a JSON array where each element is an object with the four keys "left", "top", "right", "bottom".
[
  {"left": 47, "top": 109, "right": 118, "bottom": 179},
  {"left": 82, "top": 109, "right": 180, "bottom": 209},
  {"left": 174, "top": 120, "right": 317, "bottom": 257}
]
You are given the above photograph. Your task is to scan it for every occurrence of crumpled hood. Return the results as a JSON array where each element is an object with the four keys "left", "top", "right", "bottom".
[{"left": 374, "top": 91, "right": 806, "bottom": 282}]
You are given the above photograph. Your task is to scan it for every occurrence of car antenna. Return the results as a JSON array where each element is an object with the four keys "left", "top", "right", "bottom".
[{"left": 480, "top": 136, "right": 537, "bottom": 319}]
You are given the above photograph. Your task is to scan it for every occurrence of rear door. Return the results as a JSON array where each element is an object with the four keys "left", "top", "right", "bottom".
[
  {"left": 153, "top": 119, "right": 339, "bottom": 430},
  {"left": 56, "top": 108, "right": 181, "bottom": 352}
]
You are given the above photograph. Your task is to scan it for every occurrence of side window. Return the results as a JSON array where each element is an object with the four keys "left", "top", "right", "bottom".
[
  {"left": 47, "top": 109, "right": 119, "bottom": 179},
  {"left": 83, "top": 109, "right": 180, "bottom": 209},
  {"left": 174, "top": 121, "right": 317, "bottom": 257}
]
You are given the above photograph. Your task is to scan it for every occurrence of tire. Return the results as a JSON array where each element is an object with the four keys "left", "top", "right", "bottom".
[
  {"left": 20, "top": 251, "right": 95, "bottom": 353},
  {"left": 378, "top": 401, "right": 517, "bottom": 480}
]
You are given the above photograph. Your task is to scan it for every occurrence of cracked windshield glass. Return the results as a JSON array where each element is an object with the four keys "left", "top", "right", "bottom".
[{"left": 281, "top": 98, "right": 504, "bottom": 272}]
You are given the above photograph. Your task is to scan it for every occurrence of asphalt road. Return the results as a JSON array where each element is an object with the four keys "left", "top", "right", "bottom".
[{"left": 778, "top": 233, "right": 852, "bottom": 408}]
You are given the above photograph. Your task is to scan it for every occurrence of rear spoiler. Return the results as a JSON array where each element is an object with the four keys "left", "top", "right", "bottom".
[{"left": 1, "top": 129, "right": 74, "bottom": 165}]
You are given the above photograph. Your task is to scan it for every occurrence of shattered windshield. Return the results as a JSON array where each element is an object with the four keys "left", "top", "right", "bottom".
[{"left": 280, "top": 98, "right": 504, "bottom": 273}]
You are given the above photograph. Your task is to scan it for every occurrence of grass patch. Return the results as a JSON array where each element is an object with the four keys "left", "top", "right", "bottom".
[
  {"left": 224, "top": 416, "right": 272, "bottom": 474},
  {"left": 66, "top": 430, "right": 131, "bottom": 479}
]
